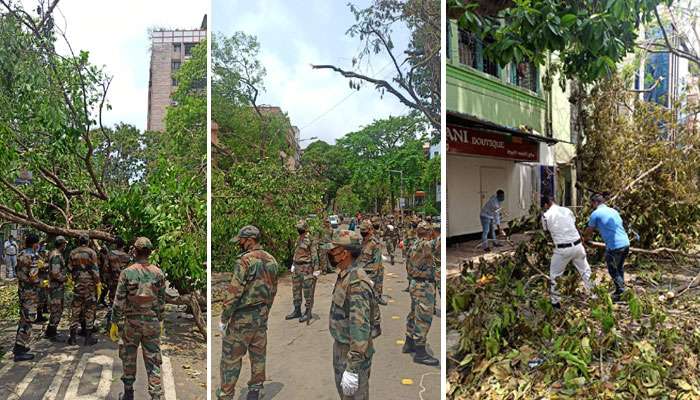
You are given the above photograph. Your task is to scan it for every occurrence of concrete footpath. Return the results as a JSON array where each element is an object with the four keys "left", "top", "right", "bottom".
[{"left": 211, "top": 252, "right": 441, "bottom": 400}]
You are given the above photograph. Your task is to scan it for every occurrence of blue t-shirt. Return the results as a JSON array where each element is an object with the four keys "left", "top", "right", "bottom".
[{"left": 588, "top": 205, "right": 630, "bottom": 250}]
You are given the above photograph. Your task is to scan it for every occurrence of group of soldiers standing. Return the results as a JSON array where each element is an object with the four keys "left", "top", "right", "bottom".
[
  {"left": 10, "top": 232, "right": 167, "bottom": 400},
  {"left": 218, "top": 211, "right": 440, "bottom": 400}
]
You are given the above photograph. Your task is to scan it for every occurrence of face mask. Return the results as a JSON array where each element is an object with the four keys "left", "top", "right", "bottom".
[
  {"left": 297, "top": 229, "right": 305, "bottom": 235},
  {"left": 360, "top": 231, "right": 370, "bottom": 238},
  {"left": 329, "top": 251, "right": 343, "bottom": 268},
  {"left": 373, "top": 224, "right": 380, "bottom": 230}
]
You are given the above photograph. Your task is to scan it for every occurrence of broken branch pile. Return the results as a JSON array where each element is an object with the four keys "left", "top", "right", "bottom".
[{"left": 447, "top": 232, "right": 700, "bottom": 399}]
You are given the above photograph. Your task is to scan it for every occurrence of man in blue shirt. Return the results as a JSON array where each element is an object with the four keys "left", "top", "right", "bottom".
[
  {"left": 480, "top": 190, "right": 505, "bottom": 251},
  {"left": 584, "top": 193, "right": 630, "bottom": 301}
]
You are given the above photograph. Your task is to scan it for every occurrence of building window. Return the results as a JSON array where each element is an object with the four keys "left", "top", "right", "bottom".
[
  {"left": 173, "top": 43, "right": 181, "bottom": 52},
  {"left": 172, "top": 77, "right": 178, "bottom": 86},
  {"left": 513, "top": 61, "right": 538, "bottom": 93},
  {"left": 458, "top": 29, "right": 498, "bottom": 78},
  {"left": 446, "top": 24, "right": 451, "bottom": 60},
  {"left": 184, "top": 43, "right": 196, "bottom": 56},
  {"left": 171, "top": 60, "right": 181, "bottom": 72}
]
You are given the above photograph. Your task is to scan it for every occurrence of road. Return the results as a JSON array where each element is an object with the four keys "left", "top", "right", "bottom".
[
  {"left": 210, "top": 249, "right": 441, "bottom": 400},
  {"left": 0, "top": 304, "right": 206, "bottom": 400}
]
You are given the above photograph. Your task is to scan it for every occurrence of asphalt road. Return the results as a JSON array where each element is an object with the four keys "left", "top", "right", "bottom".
[
  {"left": 0, "top": 304, "right": 206, "bottom": 400},
  {"left": 210, "top": 249, "right": 441, "bottom": 400}
]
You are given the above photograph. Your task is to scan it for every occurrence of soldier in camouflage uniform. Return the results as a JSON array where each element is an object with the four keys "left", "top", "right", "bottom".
[
  {"left": 382, "top": 215, "right": 400, "bottom": 266},
  {"left": 403, "top": 222, "right": 439, "bottom": 366},
  {"left": 45, "top": 236, "right": 68, "bottom": 342},
  {"left": 358, "top": 220, "right": 387, "bottom": 306},
  {"left": 324, "top": 229, "right": 380, "bottom": 399},
  {"left": 285, "top": 219, "right": 319, "bottom": 323},
  {"left": 218, "top": 226, "right": 279, "bottom": 400},
  {"left": 98, "top": 245, "right": 110, "bottom": 307},
  {"left": 67, "top": 234, "right": 101, "bottom": 346},
  {"left": 320, "top": 219, "right": 335, "bottom": 273},
  {"left": 104, "top": 237, "right": 132, "bottom": 329},
  {"left": 13, "top": 233, "right": 41, "bottom": 362},
  {"left": 402, "top": 217, "right": 419, "bottom": 292},
  {"left": 110, "top": 237, "right": 166, "bottom": 400}
]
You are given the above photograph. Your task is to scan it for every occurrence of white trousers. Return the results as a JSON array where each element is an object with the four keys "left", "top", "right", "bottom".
[{"left": 549, "top": 243, "right": 593, "bottom": 304}]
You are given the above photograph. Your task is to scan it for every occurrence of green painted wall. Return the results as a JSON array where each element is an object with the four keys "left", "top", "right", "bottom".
[{"left": 447, "top": 20, "right": 546, "bottom": 132}]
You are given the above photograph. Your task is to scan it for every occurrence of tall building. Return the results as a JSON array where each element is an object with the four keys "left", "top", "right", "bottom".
[
  {"left": 445, "top": 19, "right": 575, "bottom": 241},
  {"left": 147, "top": 16, "right": 207, "bottom": 132}
]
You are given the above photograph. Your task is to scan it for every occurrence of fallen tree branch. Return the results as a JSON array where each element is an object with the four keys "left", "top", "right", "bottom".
[
  {"left": 587, "top": 241, "right": 700, "bottom": 259},
  {"left": 166, "top": 291, "right": 207, "bottom": 339},
  {"left": 608, "top": 160, "right": 664, "bottom": 204}
]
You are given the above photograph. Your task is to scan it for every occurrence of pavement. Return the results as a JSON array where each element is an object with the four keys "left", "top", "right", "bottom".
[
  {"left": 210, "top": 249, "right": 441, "bottom": 400},
  {"left": 0, "top": 303, "right": 206, "bottom": 400},
  {"left": 446, "top": 232, "right": 533, "bottom": 277}
]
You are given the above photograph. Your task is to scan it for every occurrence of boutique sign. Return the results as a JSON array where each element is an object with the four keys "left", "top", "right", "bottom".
[{"left": 446, "top": 124, "right": 539, "bottom": 162}]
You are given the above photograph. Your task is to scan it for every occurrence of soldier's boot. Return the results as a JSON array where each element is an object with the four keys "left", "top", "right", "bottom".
[
  {"left": 34, "top": 311, "right": 48, "bottom": 323},
  {"left": 84, "top": 330, "right": 98, "bottom": 346},
  {"left": 78, "top": 320, "right": 87, "bottom": 337},
  {"left": 13, "top": 344, "right": 35, "bottom": 362},
  {"left": 45, "top": 325, "right": 65, "bottom": 342},
  {"left": 299, "top": 308, "right": 311, "bottom": 323},
  {"left": 402, "top": 336, "right": 416, "bottom": 353},
  {"left": 377, "top": 296, "right": 388, "bottom": 306},
  {"left": 246, "top": 389, "right": 261, "bottom": 400},
  {"left": 67, "top": 328, "right": 78, "bottom": 345},
  {"left": 413, "top": 345, "right": 439, "bottom": 366},
  {"left": 403, "top": 284, "right": 410, "bottom": 293},
  {"left": 285, "top": 306, "right": 302, "bottom": 320},
  {"left": 150, "top": 395, "right": 162, "bottom": 400},
  {"left": 119, "top": 387, "right": 134, "bottom": 400},
  {"left": 390, "top": 255, "right": 395, "bottom": 265}
]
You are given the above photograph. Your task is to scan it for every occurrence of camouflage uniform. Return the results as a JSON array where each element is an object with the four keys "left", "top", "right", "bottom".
[
  {"left": 48, "top": 246, "right": 68, "bottom": 328},
  {"left": 358, "top": 220, "right": 384, "bottom": 298},
  {"left": 404, "top": 223, "right": 439, "bottom": 365},
  {"left": 37, "top": 247, "right": 50, "bottom": 318},
  {"left": 291, "top": 221, "right": 318, "bottom": 312},
  {"left": 218, "top": 226, "right": 279, "bottom": 400},
  {"left": 327, "top": 230, "right": 380, "bottom": 400},
  {"left": 107, "top": 249, "right": 131, "bottom": 304},
  {"left": 98, "top": 247, "right": 110, "bottom": 304},
  {"left": 319, "top": 222, "right": 334, "bottom": 273},
  {"left": 69, "top": 244, "right": 100, "bottom": 333},
  {"left": 382, "top": 219, "right": 400, "bottom": 265},
  {"left": 15, "top": 248, "right": 40, "bottom": 351},
  {"left": 112, "top": 237, "right": 166, "bottom": 400}
]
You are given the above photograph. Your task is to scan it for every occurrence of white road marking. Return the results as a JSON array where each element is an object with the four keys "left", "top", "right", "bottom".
[
  {"left": 44, "top": 353, "right": 77, "bottom": 400},
  {"left": 162, "top": 356, "right": 177, "bottom": 400},
  {"left": 65, "top": 354, "right": 113, "bottom": 400},
  {"left": 5, "top": 353, "right": 74, "bottom": 400}
]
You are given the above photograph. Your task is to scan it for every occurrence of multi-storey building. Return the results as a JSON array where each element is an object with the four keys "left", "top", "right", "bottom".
[
  {"left": 446, "top": 19, "right": 577, "bottom": 241},
  {"left": 147, "top": 16, "right": 207, "bottom": 132}
]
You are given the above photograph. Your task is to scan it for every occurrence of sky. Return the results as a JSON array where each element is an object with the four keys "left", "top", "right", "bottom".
[
  {"left": 213, "top": 0, "right": 411, "bottom": 146},
  {"left": 21, "top": 0, "right": 207, "bottom": 131}
]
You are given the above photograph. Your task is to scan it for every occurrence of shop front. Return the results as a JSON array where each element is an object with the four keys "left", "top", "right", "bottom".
[{"left": 446, "top": 114, "right": 557, "bottom": 241}]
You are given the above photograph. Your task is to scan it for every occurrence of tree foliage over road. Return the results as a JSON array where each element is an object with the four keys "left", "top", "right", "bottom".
[{"left": 0, "top": 1, "right": 206, "bottom": 295}]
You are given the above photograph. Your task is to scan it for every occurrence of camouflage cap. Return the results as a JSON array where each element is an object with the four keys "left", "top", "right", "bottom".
[
  {"left": 370, "top": 216, "right": 381, "bottom": 224},
  {"left": 295, "top": 219, "right": 308, "bottom": 231},
  {"left": 232, "top": 225, "right": 260, "bottom": 242},
  {"left": 55, "top": 236, "right": 67, "bottom": 245},
  {"left": 322, "top": 229, "right": 362, "bottom": 250},
  {"left": 359, "top": 219, "right": 373, "bottom": 232},
  {"left": 134, "top": 237, "right": 153, "bottom": 250},
  {"left": 432, "top": 222, "right": 441, "bottom": 231}
]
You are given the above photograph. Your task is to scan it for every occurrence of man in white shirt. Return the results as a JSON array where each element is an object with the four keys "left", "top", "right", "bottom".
[
  {"left": 541, "top": 194, "right": 594, "bottom": 308},
  {"left": 480, "top": 190, "right": 505, "bottom": 251},
  {"left": 4, "top": 234, "right": 18, "bottom": 279}
]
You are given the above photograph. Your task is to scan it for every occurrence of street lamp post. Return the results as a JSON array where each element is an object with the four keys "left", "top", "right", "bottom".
[{"left": 389, "top": 169, "right": 404, "bottom": 226}]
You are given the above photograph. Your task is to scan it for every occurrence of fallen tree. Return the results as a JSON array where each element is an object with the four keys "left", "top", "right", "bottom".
[{"left": 448, "top": 233, "right": 700, "bottom": 399}]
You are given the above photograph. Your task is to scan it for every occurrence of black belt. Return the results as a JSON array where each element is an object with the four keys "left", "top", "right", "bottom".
[{"left": 555, "top": 239, "right": 582, "bottom": 249}]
